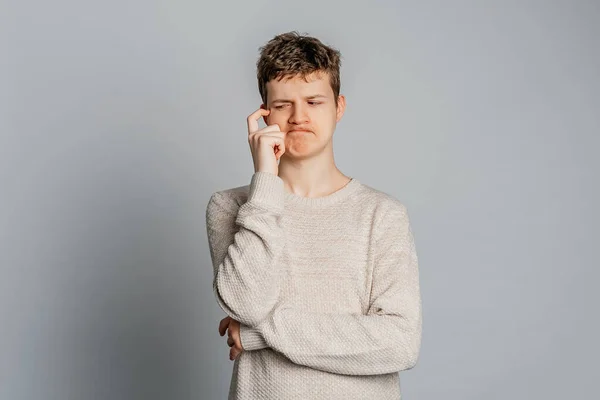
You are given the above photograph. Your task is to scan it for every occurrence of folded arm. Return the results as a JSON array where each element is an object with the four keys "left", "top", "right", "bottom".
[{"left": 239, "top": 203, "right": 422, "bottom": 376}]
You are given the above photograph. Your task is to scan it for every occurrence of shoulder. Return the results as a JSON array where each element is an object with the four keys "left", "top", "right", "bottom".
[
  {"left": 354, "top": 182, "right": 414, "bottom": 244},
  {"left": 205, "top": 182, "right": 251, "bottom": 218},
  {"left": 354, "top": 181, "right": 410, "bottom": 219}
]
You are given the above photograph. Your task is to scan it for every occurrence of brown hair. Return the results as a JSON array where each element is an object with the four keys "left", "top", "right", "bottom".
[{"left": 256, "top": 31, "right": 342, "bottom": 107}]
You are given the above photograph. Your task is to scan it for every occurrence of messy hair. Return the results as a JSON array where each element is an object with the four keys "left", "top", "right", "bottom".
[{"left": 256, "top": 31, "right": 342, "bottom": 107}]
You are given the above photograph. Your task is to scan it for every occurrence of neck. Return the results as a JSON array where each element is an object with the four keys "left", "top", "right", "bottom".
[{"left": 277, "top": 146, "right": 351, "bottom": 198}]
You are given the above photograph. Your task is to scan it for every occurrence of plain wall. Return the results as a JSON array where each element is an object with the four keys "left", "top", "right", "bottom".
[{"left": 1, "top": 0, "right": 598, "bottom": 399}]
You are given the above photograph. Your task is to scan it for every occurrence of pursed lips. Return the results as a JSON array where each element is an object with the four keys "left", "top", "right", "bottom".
[{"left": 288, "top": 129, "right": 311, "bottom": 133}]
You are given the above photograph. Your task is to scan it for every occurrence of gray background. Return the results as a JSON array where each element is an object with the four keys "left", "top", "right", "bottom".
[{"left": 1, "top": 0, "right": 598, "bottom": 399}]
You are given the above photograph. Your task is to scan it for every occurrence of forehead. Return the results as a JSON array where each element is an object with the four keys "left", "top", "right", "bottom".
[{"left": 266, "top": 72, "right": 332, "bottom": 100}]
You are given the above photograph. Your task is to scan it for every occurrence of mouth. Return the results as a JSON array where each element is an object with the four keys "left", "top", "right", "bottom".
[{"left": 288, "top": 129, "right": 311, "bottom": 133}]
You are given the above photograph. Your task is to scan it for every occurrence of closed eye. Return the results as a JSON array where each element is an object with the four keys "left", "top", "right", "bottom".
[{"left": 273, "top": 101, "right": 322, "bottom": 110}]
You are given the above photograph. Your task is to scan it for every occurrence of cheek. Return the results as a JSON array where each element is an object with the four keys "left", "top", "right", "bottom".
[
  {"left": 285, "top": 135, "right": 313, "bottom": 153},
  {"left": 267, "top": 111, "right": 286, "bottom": 123}
]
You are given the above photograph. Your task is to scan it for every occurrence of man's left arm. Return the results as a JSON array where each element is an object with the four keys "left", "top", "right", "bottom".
[{"left": 238, "top": 203, "right": 423, "bottom": 376}]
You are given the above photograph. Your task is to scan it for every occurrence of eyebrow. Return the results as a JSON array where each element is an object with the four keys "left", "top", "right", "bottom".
[{"left": 271, "top": 95, "right": 328, "bottom": 104}]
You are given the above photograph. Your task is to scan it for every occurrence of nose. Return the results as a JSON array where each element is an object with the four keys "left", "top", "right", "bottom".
[{"left": 289, "top": 103, "right": 309, "bottom": 125}]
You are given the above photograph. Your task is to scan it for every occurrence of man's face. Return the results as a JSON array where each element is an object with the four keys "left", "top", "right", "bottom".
[{"left": 262, "top": 71, "right": 346, "bottom": 160}]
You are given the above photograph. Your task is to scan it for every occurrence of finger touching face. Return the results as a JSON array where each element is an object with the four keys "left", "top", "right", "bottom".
[{"left": 247, "top": 108, "right": 271, "bottom": 135}]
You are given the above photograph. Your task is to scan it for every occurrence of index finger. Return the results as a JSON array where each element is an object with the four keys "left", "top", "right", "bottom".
[
  {"left": 247, "top": 107, "right": 270, "bottom": 134},
  {"left": 218, "top": 316, "right": 230, "bottom": 336}
]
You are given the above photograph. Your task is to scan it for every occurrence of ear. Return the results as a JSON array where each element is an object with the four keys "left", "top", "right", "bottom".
[{"left": 336, "top": 95, "right": 346, "bottom": 122}]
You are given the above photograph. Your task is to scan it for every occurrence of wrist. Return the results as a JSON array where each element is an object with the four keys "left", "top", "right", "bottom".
[{"left": 239, "top": 324, "right": 268, "bottom": 351}]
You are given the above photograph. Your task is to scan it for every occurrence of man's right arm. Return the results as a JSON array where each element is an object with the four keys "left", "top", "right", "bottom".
[{"left": 205, "top": 171, "right": 286, "bottom": 328}]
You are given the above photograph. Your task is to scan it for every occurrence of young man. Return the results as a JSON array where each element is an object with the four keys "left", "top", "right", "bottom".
[{"left": 205, "top": 31, "right": 422, "bottom": 399}]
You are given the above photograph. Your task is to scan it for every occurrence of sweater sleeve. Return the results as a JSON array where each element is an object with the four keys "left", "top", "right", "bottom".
[
  {"left": 205, "top": 171, "right": 286, "bottom": 328},
  {"left": 239, "top": 203, "right": 422, "bottom": 376}
]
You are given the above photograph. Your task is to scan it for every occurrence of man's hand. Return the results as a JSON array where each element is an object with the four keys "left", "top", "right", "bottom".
[
  {"left": 247, "top": 106, "right": 286, "bottom": 176},
  {"left": 219, "top": 316, "right": 244, "bottom": 361}
]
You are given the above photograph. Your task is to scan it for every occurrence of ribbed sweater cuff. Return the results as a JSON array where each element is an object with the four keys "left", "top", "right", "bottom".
[
  {"left": 239, "top": 324, "right": 269, "bottom": 351},
  {"left": 247, "top": 171, "right": 285, "bottom": 210}
]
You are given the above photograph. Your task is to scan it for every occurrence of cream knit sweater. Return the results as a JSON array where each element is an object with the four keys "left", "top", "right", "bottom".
[{"left": 205, "top": 171, "right": 422, "bottom": 400}]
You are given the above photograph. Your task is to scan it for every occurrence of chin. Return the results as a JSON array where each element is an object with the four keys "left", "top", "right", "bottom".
[{"left": 284, "top": 143, "right": 326, "bottom": 160}]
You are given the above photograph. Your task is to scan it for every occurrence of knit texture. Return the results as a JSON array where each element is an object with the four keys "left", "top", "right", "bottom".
[{"left": 205, "top": 171, "right": 422, "bottom": 400}]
